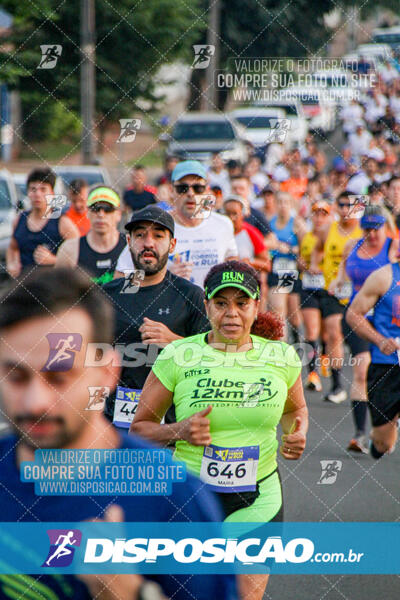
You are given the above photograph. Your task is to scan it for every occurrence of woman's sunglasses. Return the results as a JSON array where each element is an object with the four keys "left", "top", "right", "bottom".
[{"left": 174, "top": 183, "right": 206, "bottom": 194}]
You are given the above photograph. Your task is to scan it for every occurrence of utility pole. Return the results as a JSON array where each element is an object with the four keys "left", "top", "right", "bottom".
[
  {"left": 81, "top": 0, "right": 96, "bottom": 164},
  {"left": 348, "top": 5, "right": 359, "bottom": 53},
  {"left": 205, "top": 0, "right": 221, "bottom": 111}
]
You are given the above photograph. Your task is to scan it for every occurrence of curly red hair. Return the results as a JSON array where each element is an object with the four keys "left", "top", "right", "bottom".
[{"left": 251, "top": 311, "right": 284, "bottom": 341}]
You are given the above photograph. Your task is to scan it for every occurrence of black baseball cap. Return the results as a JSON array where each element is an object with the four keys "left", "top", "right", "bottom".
[
  {"left": 205, "top": 269, "right": 260, "bottom": 300},
  {"left": 261, "top": 185, "right": 274, "bottom": 194},
  {"left": 125, "top": 206, "right": 175, "bottom": 236}
]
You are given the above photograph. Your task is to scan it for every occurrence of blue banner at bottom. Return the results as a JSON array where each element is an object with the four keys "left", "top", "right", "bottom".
[{"left": 0, "top": 522, "right": 397, "bottom": 574}]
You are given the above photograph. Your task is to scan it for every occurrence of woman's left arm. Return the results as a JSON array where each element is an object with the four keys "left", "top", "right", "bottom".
[{"left": 279, "top": 374, "right": 308, "bottom": 460}]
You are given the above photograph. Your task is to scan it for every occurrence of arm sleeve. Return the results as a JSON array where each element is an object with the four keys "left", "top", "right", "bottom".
[
  {"left": 151, "top": 343, "right": 178, "bottom": 392},
  {"left": 116, "top": 245, "right": 133, "bottom": 272},
  {"left": 285, "top": 344, "right": 302, "bottom": 388}
]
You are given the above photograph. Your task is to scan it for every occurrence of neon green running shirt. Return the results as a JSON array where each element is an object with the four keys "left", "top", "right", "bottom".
[{"left": 152, "top": 332, "right": 302, "bottom": 485}]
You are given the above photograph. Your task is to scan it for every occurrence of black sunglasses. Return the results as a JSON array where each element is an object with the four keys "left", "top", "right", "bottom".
[
  {"left": 89, "top": 203, "right": 116, "bottom": 213},
  {"left": 337, "top": 202, "right": 352, "bottom": 208},
  {"left": 174, "top": 183, "right": 206, "bottom": 194}
]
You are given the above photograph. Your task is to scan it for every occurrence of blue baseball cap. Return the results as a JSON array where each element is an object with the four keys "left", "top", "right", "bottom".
[
  {"left": 360, "top": 214, "right": 386, "bottom": 230},
  {"left": 332, "top": 157, "right": 346, "bottom": 172},
  {"left": 171, "top": 160, "right": 207, "bottom": 183}
]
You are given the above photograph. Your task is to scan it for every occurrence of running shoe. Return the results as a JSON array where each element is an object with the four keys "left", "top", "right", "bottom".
[
  {"left": 324, "top": 386, "right": 347, "bottom": 404},
  {"left": 320, "top": 354, "right": 331, "bottom": 378},
  {"left": 370, "top": 440, "right": 385, "bottom": 459},
  {"left": 347, "top": 435, "right": 369, "bottom": 454},
  {"left": 306, "top": 371, "right": 322, "bottom": 392}
]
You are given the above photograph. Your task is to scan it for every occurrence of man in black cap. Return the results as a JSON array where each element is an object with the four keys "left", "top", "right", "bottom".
[{"left": 102, "top": 206, "right": 209, "bottom": 427}]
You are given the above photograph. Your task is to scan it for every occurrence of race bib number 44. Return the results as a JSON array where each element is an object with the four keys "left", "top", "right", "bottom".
[
  {"left": 113, "top": 386, "right": 142, "bottom": 429},
  {"left": 200, "top": 444, "right": 259, "bottom": 492}
]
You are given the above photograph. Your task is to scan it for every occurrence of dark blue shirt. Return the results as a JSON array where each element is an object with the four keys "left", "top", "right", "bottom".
[
  {"left": 0, "top": 433, "right": 237, "bottom": 600},
  {"left": 13, "top": 211, "right": 63, "bottom": 268},
  {"left": 245, "top": 207, "right": 272, "bottom": 236},
  {"left": 123, "top": 189, "right": 157, "bottom": 211}
]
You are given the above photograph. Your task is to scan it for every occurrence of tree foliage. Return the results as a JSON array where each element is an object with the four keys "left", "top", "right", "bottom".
[{"left": 0, "top": 0, "right": 204, "bottom": 141}]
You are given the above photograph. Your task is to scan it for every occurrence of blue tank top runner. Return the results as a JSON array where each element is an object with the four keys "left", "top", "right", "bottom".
[
  {"left": 370, "top": 262, "right": 400, "bottom": 365},
  {"left": 346, "top": 237, "right": 391, "bottom": 304},
  {"left": 270, "top": 216, "right": 298, "bottom": 260},
  {"left": 13, "top": 211, "right": 63, "bottom": 268}
]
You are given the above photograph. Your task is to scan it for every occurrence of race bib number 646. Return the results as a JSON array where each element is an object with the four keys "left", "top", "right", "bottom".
[{"left": 200, "top": 444, "right": 259, "bottom": 493}]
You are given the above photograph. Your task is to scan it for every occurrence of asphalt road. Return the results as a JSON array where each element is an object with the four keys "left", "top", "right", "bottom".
[{"left": 268, "top": 361, "right": 400, "bottom": 600}]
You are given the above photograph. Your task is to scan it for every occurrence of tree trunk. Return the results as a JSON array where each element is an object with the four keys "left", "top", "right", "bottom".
[{"left": 186, "top": 68, "right": 205, "bottom": 111}]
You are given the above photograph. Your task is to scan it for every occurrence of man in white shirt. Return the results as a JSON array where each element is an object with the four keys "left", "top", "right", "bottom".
[
  {"left": 348, "top": 122, "right": 373, "bottom": 159},
  {"left": 115, "top": 160, "right": 238, "bottom": 288},
  {"left": 346, "top": 156, "right": 380, "bottom": 195},
  {"left": 379, "top": 60, "right": 398, "bottom": 84},
  {"left": 389, "top": 89, "right": 400, "bottom": 120},
  {"left": 340, "top": 100, "right": 364, "bottom": 135}
]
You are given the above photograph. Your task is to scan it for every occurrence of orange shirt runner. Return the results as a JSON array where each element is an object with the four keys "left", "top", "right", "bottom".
[{"left": 65, "top": 206, "right": 91, "bottom": 236}]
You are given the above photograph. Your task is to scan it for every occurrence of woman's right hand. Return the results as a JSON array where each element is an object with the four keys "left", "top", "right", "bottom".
[{"left": 180, "top": 405, "right": 213, "bottom": 446}]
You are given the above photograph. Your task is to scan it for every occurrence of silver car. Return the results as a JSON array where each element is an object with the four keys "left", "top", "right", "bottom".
[
  {"left": 163, "top": 113, "right": 248, "bottom": 163},
  {"left": 53, "top": 166, "right": 112, "bottom": 195}
]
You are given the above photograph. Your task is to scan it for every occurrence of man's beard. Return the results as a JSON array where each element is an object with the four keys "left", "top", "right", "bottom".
[
  {"left": 13, "top": 414, "right": 84, "bottom": 450},
  {"left": 130, "top": 248, "right": 170, "bottom": 275}
]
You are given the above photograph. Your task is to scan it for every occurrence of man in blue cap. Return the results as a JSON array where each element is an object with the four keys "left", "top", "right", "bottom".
[{"left": 116, "top": 160, "right": 238, "bottom": 287}]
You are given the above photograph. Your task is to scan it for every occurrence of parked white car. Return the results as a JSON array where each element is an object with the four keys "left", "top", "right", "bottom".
[
  {"left": 279, "top": 87, "right": 336, "bottom": 135},
  {"left": 372, "top": 26, "right": 400, "bottom": 51},
  {"left": 357, "top": 43, "right": 392, "bottom": 63},
  {"left": 254, "top": 97, "right": 309, "bottom": 147},
  {"left": 311, "top": 70, "right": 356, "bottom": 107},
  {"left": 230, "top": 107, "right": 288, "bottom": 149}
]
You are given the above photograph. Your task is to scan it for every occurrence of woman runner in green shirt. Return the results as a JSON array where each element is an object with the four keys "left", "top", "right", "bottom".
[{"left": 131, "top": 261, "right": 308, "bottom": 600}]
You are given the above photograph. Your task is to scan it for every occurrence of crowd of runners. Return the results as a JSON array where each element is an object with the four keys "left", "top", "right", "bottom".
[{"left": 1, "top": 59, "right": 400, "bottom": 600}]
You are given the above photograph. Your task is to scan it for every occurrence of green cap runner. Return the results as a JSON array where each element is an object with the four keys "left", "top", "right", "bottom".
[
  {"left": 205, "top": 269, "right": 260, "bottom": 300},
  {"left": 87, "top": 186, "right": 120, "bottom": 208}
]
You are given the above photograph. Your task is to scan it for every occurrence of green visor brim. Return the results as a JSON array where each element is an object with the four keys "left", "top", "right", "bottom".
[{"left": 206, "top": 282, "right": 259, "bottom": 300}]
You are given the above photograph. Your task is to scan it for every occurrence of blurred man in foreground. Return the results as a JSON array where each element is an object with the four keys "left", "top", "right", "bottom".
[{"left": 0, "top": 268, "right": 237, "bottom": 600}]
